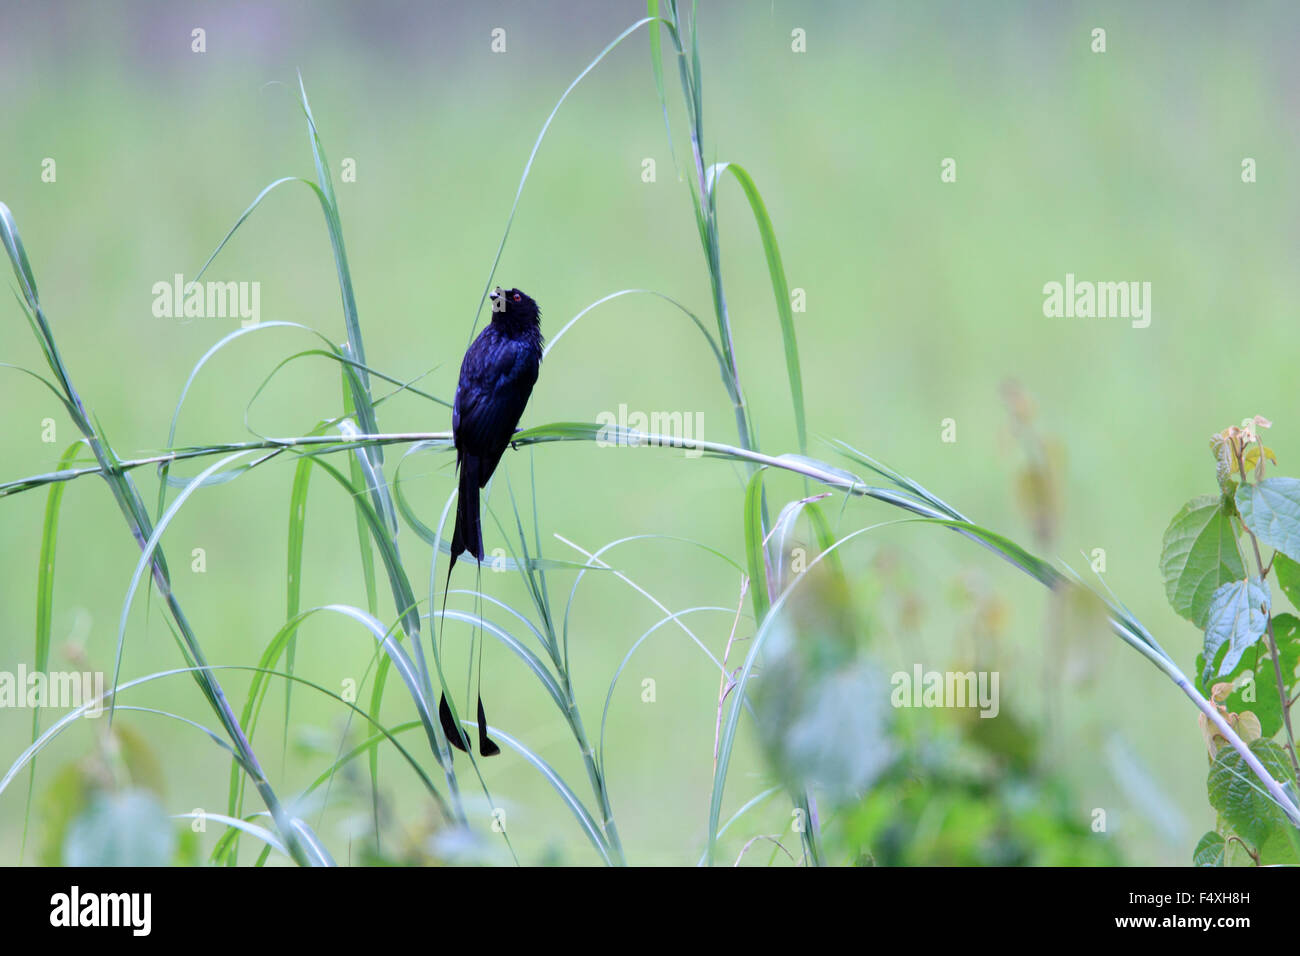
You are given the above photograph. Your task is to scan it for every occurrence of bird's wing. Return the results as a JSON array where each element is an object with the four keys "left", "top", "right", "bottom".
[{"left": 453, "top": 331, "right": 539, "bottom": 459}]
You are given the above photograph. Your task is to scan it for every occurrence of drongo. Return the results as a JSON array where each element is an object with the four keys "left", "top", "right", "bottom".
[{"left": 439, "top": 286, "right": 543, "bottom": 757}]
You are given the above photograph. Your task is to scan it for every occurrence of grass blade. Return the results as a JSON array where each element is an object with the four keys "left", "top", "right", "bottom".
[
  {"left": 21, "top": 439, "right": 86, "bottom": 862},
  {"left": 706, "top": 162, "right": 806, "bottom": 453}
]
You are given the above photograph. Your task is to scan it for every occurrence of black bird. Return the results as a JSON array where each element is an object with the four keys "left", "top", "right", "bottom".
[{"left": 439, "top": 286, "right": 543, "bottom": 757}]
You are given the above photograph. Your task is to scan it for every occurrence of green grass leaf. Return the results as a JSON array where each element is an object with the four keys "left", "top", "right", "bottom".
[
  {"left": 475, "top": 724, "right": 612, "bottom": 865},
  {"left": 22, "top": 440, "right": 85, "bottom": 862},
  {"left": 706, "top": 162, "right": 806, "bottom": 453},
  {"left": 471, "top": 17, "right": 657, "bottom": 345}
]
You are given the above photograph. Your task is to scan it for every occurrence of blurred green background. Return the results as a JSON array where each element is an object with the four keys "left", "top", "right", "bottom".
[{"left": 1, "top": 0, "right": 1297, "bottom": 865}]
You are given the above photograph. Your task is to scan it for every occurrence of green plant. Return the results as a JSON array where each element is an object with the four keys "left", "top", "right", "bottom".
[
  {"left": 3, "top": 6, "right": 1296, "bottom": 867},
  {"left": 1160, "top": 416, "right": 1300, "bottom": 864}
]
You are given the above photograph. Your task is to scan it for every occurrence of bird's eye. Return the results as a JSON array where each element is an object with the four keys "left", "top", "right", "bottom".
[{"left": 513, "top": 293, "right": 521, "bottom": 302}]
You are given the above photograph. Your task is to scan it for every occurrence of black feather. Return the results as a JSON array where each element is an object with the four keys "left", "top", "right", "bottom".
[{"left": 441, "top": 288, "right": 543, "bottom": 758}]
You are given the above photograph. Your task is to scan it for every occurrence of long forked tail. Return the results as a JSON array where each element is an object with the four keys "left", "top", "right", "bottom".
[{"left": 439, "top": 454, "right": 499, "bottom": 757}]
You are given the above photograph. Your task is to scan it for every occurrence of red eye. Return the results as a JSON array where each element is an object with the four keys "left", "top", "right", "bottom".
[{"left": 513, "top": 293, "right": 521, "bottom": 302}]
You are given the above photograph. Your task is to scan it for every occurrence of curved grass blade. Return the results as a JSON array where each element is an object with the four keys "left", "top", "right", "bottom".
[
  {"left": 304, "top": 457, "right": 446, "bottom": 756},
  {"left": 471, "top": 723, "right": 612, "bottom": 865},
  {"left": 340, "top": 419, "right": 381, "bottom": 621},
  {"left": 645, "top": 2, "right": 681, "bottom": 176},
  {"left": 707, "top": 521, "right": 914, "bottom": 863},
  {"left": 282, "top": 454, "right": 313, "bottom": 764},
  {"left": 470, "top": 17, "right": 658, "bottom": 344},
  {"left": 21, "top": 440, "right": 88, "bottom": 862},
  {"left": 706, "top": 161, "right": 806, "bottom": 453},
  {"left": 114, "top": 451, "right": 259, "bottom": 711},
  {"left": 696, "top": 785, "right": 781, "bottom": 866},
  {"left": 545, "top": 289, "right": 730, "bottom": 398},
  {"left": 436, "top": 608, "right": 566, "bottom": 715},
  {"left": 190, "top": 176, "right": 306, "bottom": 286},
  {"left": 295, "top": 77, "right": 382, "bottom": 458},
  {"left": 598, "top": 605, "right": 735, "bottom": 778},
  {"left": 3, "top": 202, "right": 328, "bottom": 867},
  {"left": 226, "top": 645, "right": 451, "bottom": 829},
  {"left": 176, "top": 812, "right": 288, "bottom": 858}
]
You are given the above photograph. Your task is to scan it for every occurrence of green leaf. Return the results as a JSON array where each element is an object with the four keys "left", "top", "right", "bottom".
[
  {"left": 1196, "top": 642, "right": 1241, "bottom": 693},
  {"left": 1223, "top": 613, "right": 1300, "bottom": 737},
  {"left": 705, "top": 162, "right": 807, "bottom": 454},
  {"left": 1271, "top": 612, "right": 1300, "bottom": 687},
  {"left": 296, "top": 79, "right": 379, "bottom": 456},
  {"left": 1238, "top": 478, "right": 1300, "bottom": 564},
  {"left": 1202, "top": 578, "right": 1270, "bottom": 683},
  {"left": 743, "top": 468, "right": 771, "bottom": 623},
  {"left": 1258, "top": 823, "right": 1300, "bottom": 865},
  {"left": 1161, "top": 495, "right": 1246, "bottom": 626},
  {"left": 1192, "top": 830, "right": 1225, "bottom": 866},
  {"left": 1207, "top": 739, "right": 1293, "bottom": 847},
  {"left": 1226, "top": 665, "right": 1283, "bottom": 740},
  {"left": 24, "top": 440, "right": 86, "bottom": 861},
  {"left": 768, "top": 494, "right": 825, "bottom": 594},
  {"left": 1273, "top": 552, "right": 1300, "bottom": 612},
  {"left": 645, "top": 2, "right": 680, "bottom": 176},
  {"left": 281, "top": 453, "right": 314, "bottom": 773},
  {"left": 339, "top": 385, "right": 380, "bottom": 618}
]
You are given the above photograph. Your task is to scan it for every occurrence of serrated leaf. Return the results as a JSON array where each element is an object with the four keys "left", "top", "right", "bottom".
[
  {"left": 1238, "top": 477, "right": 1300, "bottom": 564},
  {"left": 1207, "top": 739, "right": 1292, "bottom": 847},
  {"left": 1202, "top": 577, "right": 1270, "bottom": 683},
  {"left": 1192, "top": 830, "right": 1225, "bottom": 866},
  {"left": 1161, "top": 495, "right": 1246, "bottom": 627}
]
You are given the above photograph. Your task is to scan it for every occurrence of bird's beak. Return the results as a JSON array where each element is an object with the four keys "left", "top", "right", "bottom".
[{"left": 489, "top": 288, "right": 501, "bottom": 302}]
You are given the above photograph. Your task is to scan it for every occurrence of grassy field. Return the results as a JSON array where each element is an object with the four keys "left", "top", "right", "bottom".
[{"left": 1, "top": 1, "right": 1298, "bottom": 866}]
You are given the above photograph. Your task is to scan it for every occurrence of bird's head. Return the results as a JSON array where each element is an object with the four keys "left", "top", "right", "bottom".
[{"left": 489, "top": 287, "right": 540, "bottom": 328}]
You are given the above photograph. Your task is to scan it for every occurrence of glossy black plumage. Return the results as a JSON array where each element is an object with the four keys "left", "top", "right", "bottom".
[{"left": 440, "top": 287, "right": 543, "bottom": 756}]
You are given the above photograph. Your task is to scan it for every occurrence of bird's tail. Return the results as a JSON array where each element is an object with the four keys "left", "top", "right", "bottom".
[
  {"left": 439, "top": 454, "right": 499, "bottom": 757},
  {"left": 450, "top": 454, "right": 484, "bottom": 566}
]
